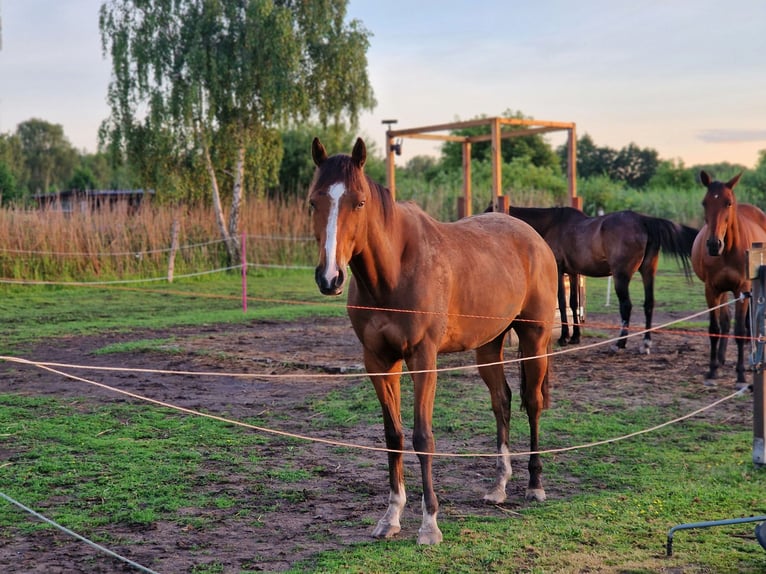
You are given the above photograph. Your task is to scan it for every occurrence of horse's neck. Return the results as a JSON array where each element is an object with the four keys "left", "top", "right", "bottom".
[
  {"left": 725, "top": 205, "right": 744, "bottom": 254},
  {"left": 350, "top": 186, "right": 406, "bottom": 296}
]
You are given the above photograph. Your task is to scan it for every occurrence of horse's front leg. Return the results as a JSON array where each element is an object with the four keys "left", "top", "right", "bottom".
[
  {"left": 476, "top": 336, "right": 512, "bottom": 503},
  {"left": 704, "top": 290, "right": 728, "bottom": 380},
  {"left": 367, "top": 354, "right": 407, "bottom": 540},
  {"left": 733, "top": 296, "right": 749, "bottom": 386},
  {"left": 408, "top": 349, "right": 442, "bottom": 545}
]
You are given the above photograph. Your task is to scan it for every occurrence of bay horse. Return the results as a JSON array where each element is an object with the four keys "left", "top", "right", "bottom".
[
  {"left": 308, "top": 137, "right": 558, "bottom": 545},
  {"left": 493, "top": 205, "right": 697, "bottom": 352},
  {"left": 692, "top": 170, "right": 766, "bottom": 385}
]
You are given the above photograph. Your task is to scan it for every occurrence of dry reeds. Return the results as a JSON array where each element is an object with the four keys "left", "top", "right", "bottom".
[{"left": 0, "top": 196, "right": 314, "bottom": 282}]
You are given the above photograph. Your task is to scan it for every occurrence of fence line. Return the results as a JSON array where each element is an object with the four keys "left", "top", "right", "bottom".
[
  {"left": 4, "top": 352, "right": 747, "bottom": 460},
  {"left": 0, "top": 491, "right": 160, "bottom": 574},
  {"left": 0, "top": 232, "right": 313, "bottom": 258}
]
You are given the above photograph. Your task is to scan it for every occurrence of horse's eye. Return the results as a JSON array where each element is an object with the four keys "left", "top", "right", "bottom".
[
  {"left": 355, "top": 201, "right": 366, "bottom": 210},
  {"left": 308, "top": 200, "right": 316, "bottom": 214},
  {"left": 725, "top": 201, "right": 732, "bottom": 208}
]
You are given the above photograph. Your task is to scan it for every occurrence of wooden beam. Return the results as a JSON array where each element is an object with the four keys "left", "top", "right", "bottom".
[
  {"left": 491, "top": 118, "right": 502, "bottom": 199},
  {"left": 462, "top": 141, "right": 472, "bottom": 217}
]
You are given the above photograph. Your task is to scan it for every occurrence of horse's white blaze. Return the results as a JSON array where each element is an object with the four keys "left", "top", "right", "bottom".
[{"left": 322, "top": 183, "right": 346, "bottom": 284}]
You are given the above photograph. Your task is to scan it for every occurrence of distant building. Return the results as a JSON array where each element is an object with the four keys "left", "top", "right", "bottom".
[{"left": 33, "top": 189, "right": 155, "bottom": 213}]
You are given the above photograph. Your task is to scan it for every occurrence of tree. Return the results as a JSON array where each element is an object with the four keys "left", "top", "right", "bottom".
[
  {"left": 0, "top": 133, "right": 26, "bottom": 204},
  {"left": 16, "top": 119, "right": 77, "bottom": 195},
  {"left": 67, "top": 166, "right": 98, "bottom": 191},
  {"left": 99, "top": 0, "right": 375, "bottom": 262},
  {"left": 0, "top": 162, "right": 18, "bottom": 205},
  {"left": 441, "top": 109, "right": 560, "bottom": 172},
  {"left": 611, "top": 143, "right": 659, "bottom": 188},
  {"left": 558, "top": 135, "right": 659, "bottom": 188}
]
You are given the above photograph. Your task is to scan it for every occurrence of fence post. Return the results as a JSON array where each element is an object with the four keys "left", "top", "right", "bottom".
[
  {"left": 167, "top": 218, "right": 180, "bottom": 283},
  {"left": 241, "top": 232, "right": 247, "bottom": 314},
  {"left": 747, "top": 244, "right": 766, "bottom": 467}
]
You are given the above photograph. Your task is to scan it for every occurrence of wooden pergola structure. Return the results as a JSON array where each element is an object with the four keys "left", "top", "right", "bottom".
[{"left": 384, "top": 116, "right": 579, "bottom": 217}]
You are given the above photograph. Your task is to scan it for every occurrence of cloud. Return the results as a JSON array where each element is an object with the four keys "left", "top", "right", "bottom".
[{"left": 697, "top": 129, "right": 766, "bottom": 143}]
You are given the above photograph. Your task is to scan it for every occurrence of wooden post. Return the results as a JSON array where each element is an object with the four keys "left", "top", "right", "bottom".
[
  {"left": 491, "top": 118, "right": 502, "bottom": 202},
  {"left": 747, "top": 244, "right": 766, "bottom": 467},
  {"left": 567, "top": 126, "right": 579, "bottom": 209},
  {"left": 167, "top": 218, "right": 180, "bottom": 283},
  {"left": 462, "top": 141, "right": 472, "bottom": 218},
  {"left": 386, "top": 133, "right": 396, "bottom": 200},
  {"left": 241, "top": 232, "right": 247, "bottom": 314}
]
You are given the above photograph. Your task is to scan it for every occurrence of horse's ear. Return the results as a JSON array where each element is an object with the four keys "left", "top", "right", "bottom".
[
  {"left": 312, "top": 137, "right": 328, "bottom": 166},
  {"left": 727, "top": 172, "right": 743, "bottom": 190},
  {"left": 351, "top": 137, "right": 366, "bottom": 169},
  {"left": 700, "top": 170, "right": 711, "bottom": 187}
]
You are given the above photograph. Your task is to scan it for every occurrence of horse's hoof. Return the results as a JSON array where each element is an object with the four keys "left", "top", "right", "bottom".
[
  {"left": 608, "top": 344, "right": 622, "bottom": 354},
  {"left": 557, "top": 337, "right": 569, "bottom": 347},
  {"left": 417, "top": 525, "right": 443, "bottom": 545},
  {"left": 703, "top": 379, "right": 717, "bottom": 388},
  {"left": 569, "top": 337, "right": 581, "bottom": 345},
  {"left": 483, "top": 488, "right": 507, "bottom": 504},
  {"left": 372, "top": 521, "right": 401, "bottom": 539},
  {"left": 640, "top": 341, "right": 652, "bottom": 355},
  {"left": 525, "top": 488, "right": 546, "bottom": 502}
]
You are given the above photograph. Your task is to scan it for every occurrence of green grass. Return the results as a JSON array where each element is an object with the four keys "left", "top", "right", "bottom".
[
  {"left": 0, "top": 395, "right": 271, "bottom": 533},
  {"left": 2, "top": 264, "right": 765, "bottom": 572},
  {"left": 0, "top": 267, "right": 345, "bottom": 354}
]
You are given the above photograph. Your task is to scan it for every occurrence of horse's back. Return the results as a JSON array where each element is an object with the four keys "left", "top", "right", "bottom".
[
  {"left": 449, "top": 212, "right": 558, "bottom": 313},
  {"left": 738, "top": 204, "right": 766, "bottom": 240}
]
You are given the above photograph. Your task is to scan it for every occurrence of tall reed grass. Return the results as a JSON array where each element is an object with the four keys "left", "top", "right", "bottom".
[
  {"left": 0, "top": 174, "right": 726, "bottom": 283},
  {"left": 0, "top": 197, "right": 315, "bottom": 282}
]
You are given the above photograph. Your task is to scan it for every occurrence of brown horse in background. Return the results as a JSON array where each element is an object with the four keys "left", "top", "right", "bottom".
[
  {"left": 494, "top": 205, "right": 697, "bottom": 352},
  {"left": 308, "top": 137, "right": 558, "bottom": 544},
  {"left": 692, "top": 170, "right": 766, "bottom": 385}
]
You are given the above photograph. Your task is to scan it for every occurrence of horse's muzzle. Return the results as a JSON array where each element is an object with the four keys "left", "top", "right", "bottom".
[
  {"left": 315, "top": 266, "right": 346, "bottom": 296},
  {"left": 706, "top": 237, "right": 723, "bottom": 256}
]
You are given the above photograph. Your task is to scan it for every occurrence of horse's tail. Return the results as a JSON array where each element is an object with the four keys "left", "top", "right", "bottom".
[{"left": 641, "top": 215, "right": 698, "bottom": 281}]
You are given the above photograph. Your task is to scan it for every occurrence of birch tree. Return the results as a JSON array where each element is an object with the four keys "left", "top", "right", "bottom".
[{"left": 99, "top": 0, "right": 375, "bottom": 262}]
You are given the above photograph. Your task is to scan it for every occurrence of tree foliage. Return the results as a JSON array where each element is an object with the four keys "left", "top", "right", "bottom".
[
  {"left": 558, "top": 134, "right": 659, "bottom": 188},
  {"left": 99, "top": 0, "right": 375, "bottom": 261},
  {"left": 16, "top": 119, "right": 78, "bottom": 195}
]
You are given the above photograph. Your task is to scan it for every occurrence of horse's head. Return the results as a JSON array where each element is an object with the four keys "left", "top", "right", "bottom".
[
  {"left": 700, "top": 170, "right": 743, "bottom": 256},
  {"left": 308, "top": 137, "right": 371, "bottom": 296}
]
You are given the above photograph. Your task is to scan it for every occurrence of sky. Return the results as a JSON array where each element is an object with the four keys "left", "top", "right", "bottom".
[{"left": 1, "top": 0, "right": 765, "bottom": 168}]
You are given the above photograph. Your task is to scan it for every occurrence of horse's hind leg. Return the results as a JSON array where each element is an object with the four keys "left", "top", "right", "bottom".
[
  {"left": 639, "top": 257, "right": 658, "bottom": 355},
  {"left": 556, "top": 272, "right": 570, "bottom": 346},
  {"left": 569, "top": 273, "right": 581, "bottom": 344},
  {"left": 476, "top": 335, "right": 512, "bottom": 503},
  {"left": 514, "top": 321, "right": 551, "bottom": 502},
  {"left": 367, "top": 354, "right": 407, "bottom": 540},
  {"left": 613, "top": 272, "right": 632, "bottom": 350}
]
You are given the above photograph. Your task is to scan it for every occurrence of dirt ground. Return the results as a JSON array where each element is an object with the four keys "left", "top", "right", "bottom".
[{"left": 0, "top": 310, "right": 755, "bottom": 573}]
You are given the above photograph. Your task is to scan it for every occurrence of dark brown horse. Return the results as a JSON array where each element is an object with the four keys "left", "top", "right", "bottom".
[
  {"left": 495, "top": 205, "right": 697, "bottom": 352},
  {"left": 308, "top": 137, "right": 558, "bottom": 544},
  {"left": 692, "top": 170, "right": 766, "bottom": 384}
]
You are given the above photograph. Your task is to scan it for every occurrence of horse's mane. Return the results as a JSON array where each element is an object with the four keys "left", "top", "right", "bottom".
[{"left": 366, "top": 176, "right": 395, "bottom": 222}]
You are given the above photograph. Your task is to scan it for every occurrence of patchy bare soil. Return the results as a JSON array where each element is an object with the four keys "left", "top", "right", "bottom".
[{"left": 0, "top": 311, "right": 754, "bottom": 573}]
